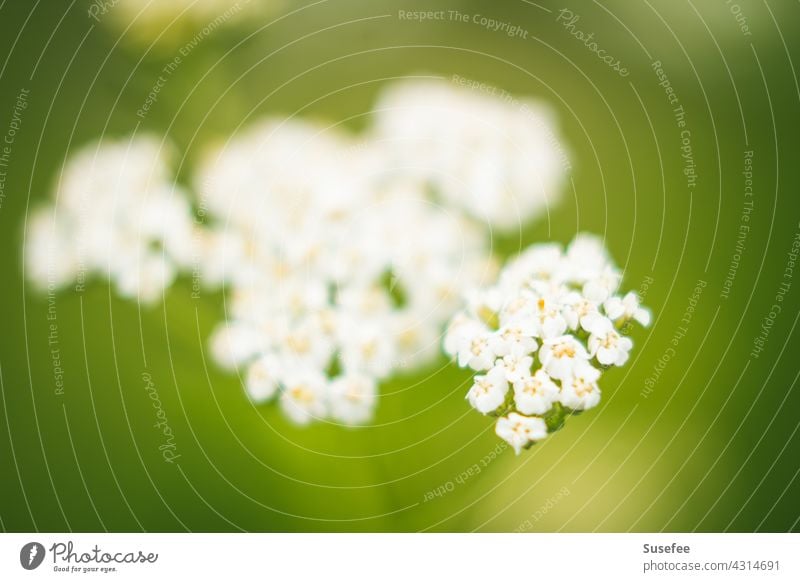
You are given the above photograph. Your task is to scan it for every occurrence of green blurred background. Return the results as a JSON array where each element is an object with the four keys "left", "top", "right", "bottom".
[{"left": 1, "top": 0, "right": 799, "bottom": 532}]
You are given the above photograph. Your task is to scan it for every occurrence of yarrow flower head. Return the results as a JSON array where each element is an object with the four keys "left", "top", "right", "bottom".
[
  {"left": 372, "top": 79, "right": 568, "bottom": 231},
  {"left": 444, "top": 234, "right": 651, "bottom": 454},
  {"left": 25, "top": 136, "right": 195, "bottom": 304},
  {"left": 199, "top": 118, "right": 496, "bottom": 426}
]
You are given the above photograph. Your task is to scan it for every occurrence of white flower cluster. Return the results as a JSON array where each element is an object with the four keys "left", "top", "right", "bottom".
[
  {"left": 372, "top": 79, "right": 568, "bottom": 230},
  {"left": 198, "top": 119, "right": 495, "bottom": 426},
  {"left": 25, "top": 136, "right": 195, "bottom": 303},
  {"left": 444, "top": 234, "right": 650, "bottom": 454},
  {"left": 26, "top": 79, "right": 570, "bottom": 428}
]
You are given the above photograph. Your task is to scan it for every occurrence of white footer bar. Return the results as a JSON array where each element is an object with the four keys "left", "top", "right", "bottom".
[{"left": 1, "top": 533, "right": 798, "bottom": 581}]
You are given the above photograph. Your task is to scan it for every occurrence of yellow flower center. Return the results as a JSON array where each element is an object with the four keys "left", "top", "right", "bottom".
[
  {"left": 602, "top": 332, "right": 619, "bottom": 349},
  {"left": 523, "top": 379, "right": 542, "bottom": 396},
  {"left": 361, "top": 340, "right": 378, "bottom": 359},
  {"left": 574, "top": 379, "right": 592, "bottom": 397},
  {"left": 471, "top": 338, "right": 487, "bottom": 356},
  {"left": 289, "top": 385, "right": 313, "bottom": 403},
  {"left": 553, "top": 342, "right": 575, "bottom": 358},
  {"left": 287, "top": 334, "right": 310, "bottom": 354}
]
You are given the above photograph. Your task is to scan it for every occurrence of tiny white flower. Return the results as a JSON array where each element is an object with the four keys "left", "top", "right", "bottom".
[
  {"left": 566, "top": 233, "right": 611, "bottom": 280},
  {"left": 444, "top": 315, "right": 486, "bottom": 358},
  {"left": 513, "top": 370, "right": 560, "bottom": 416},
  {"left": 391, "top": 311, "right": 440, "bottom": 370},
  {"left": 24, "top": 208, "right": 80, "bottom": 288},
  {"left": 337, "top": 284, "right": 392, "bottom": 317},
  {"left": 503, "top": 244, "right": 564, "bottom": 285},
  {"left": 245, "top": 354, "right": 282, "bottom": 402},
  {"left": 489, "top": 321, "right": 538, "bottom": 357},
  {"left": 194, "top": 228, "right": 247, "bottom": 288},
  {"left": 467, "top": 366, "right": 509, "bottom": 414},
  {"left": 279, "top": 371, "right": 328, "bottom": 425},
  {"left": 328, "top": 374, "right": 378, "bottom": 425},
  {"left": 531, "top": 294, "right": 568, "bottom": 338},
  {"left": 539, "top": 335, "right": 589, "bottom": 380},
  {"left": 604, "top": 291, "right": 651, "bottom": 326},
  {"left": 311, "top": 306, "right": 341, "bottom": 338},
  {"left": 495, "top": 413, "right": 548, "bottom": 454},
  {"left": 340, "top": 324, "right": 396, "bottom": 379},
  {"left": 562, "top": 290, "right": 602, "bottom": 332},
  {"left": 456, "top": 330, "right": 497, "bottom": 371},
  {"left": 465, "top": 287, "right": 504, "bottom": 311},
  {"left": 582, "top": 266, "right": 622, "bottom": 303},
  {"left": 559, "top": 360, "right": 601, "bottom": 410},
  {"left": 587, "top": 317, "right": 633, "bottom": 366},
  {"left": 209, "top": 324, "right": 264, "bottom": 370},
  {"left": 465, "top": 288, "right": 505, "bottom": 327},
  {"left": 498, "top": 291, "right": 538, "bottom": 324},
  {"left": 497, "top": 353, "right": 534, "bottom": 384},
  {"left": 278, "top": 279, "right": 329, "bottom": 318},
  {"left": 115, "top": 252, "right": 175, "bottom": 304},
  {"left": 279, "top": 319, "right": 334, "bottom": 371}
]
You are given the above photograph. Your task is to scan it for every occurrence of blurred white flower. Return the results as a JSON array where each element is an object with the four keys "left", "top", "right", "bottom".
[
  {"left": 328, "top": 375, "right": 378, "bottom": 426},
  {"left": 340, "top": 324, "right": 397, "bottom": 380},
  {"left": 372, "top": 79, "right": 568, "bottom": 231},
  {"left": 279, "top": 371, "right": 328, "bottom": 426},
  {"left": 445, "top": 233, "right": 650, "bottom": 452},
  {"left": 197, "top": 117, "right": 495, "bottom": 425},
  {"left": 245, "top": 354, "right": 282, "bottom": 403},
  {"left": 582, "top": 266, "right": 622, "bottom": 303},
  {"left": 115, "top": 252, "right": 175, "bottom": 304},
  {"left": 24, "top": 208, "right": 80, "bottom": 290},
  {"left": 24, "top": 135, "right": 195, "bottom": 304},
  {"left": 210, "top": 323, "right": 264, "bottom": 370}
]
